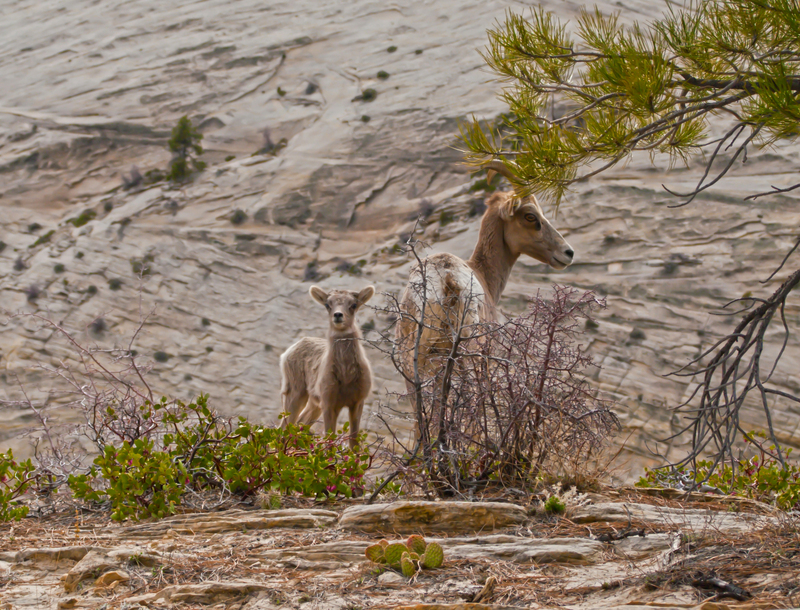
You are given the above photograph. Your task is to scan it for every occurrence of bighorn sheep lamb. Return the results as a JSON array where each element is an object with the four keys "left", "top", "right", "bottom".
[
  {"left": 396, "top": 160, "right": 574, "bottom": 377},
  {"left": 279, "top": 285, "right": 375, "bottom": 448}
]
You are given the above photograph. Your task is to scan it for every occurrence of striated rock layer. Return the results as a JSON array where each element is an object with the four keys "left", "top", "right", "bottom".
[{"left": 1, "top": 0, "right": 799, "bottom": 477}]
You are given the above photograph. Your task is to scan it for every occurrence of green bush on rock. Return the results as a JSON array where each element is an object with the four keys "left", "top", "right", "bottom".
[
  {"left": 63, "top": 395, "right": 370, "bottom": 521},
  {"left": 0, "top": 449, "right": 35, "bottom": 522},
  {"left": 637, "top": 431, "right": 800, "bottom": 511}
]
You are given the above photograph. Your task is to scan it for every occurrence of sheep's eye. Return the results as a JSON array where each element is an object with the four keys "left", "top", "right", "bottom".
[
  {"left": 525, "top": 214, "right": 541, "bottom": 228},
  {"left": 350, "top": 303, "right": 358, "bottom": 312},
  {"left": 324, "top": 303, "right": 331, "bottom": 311}
]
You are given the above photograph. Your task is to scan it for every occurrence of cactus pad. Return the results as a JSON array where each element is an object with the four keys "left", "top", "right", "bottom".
[
  {"left": 421, "top": 541, "right": 444, "bottom": 569},
  {"left": 378, "top": 539, "right": 389, "bottom": 549},
  {"left": 365, "top": 543, "right": 386, "bottom": 563},
  {"left": 384, "top": 542, "right": 408, "bottom": 566},
  {"left": 400, "top": 552, "right": 417, "bottom": 578},
  {"left": 406, "top": 534, "right": 427, "bottom": 555}
]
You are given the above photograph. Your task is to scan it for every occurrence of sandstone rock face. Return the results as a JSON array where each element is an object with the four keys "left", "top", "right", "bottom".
[
  {"left": 571, "top": 502, "right": 774, "bottom": 534},
  {"left": 121, "top": 507, "right": 339, "bottom": 536},
  {"left": 4, "top": 546, "right": 104, "bottom": 566},
  {"left": 0, "top": 0, "right": 799, "bottom": 487},
  {"left": 444, "top": 537, "right": 604, "bottom": 565},
  {"left": 60, "top": 551, "right": 118, "bottom": 592},
  {"left": 339, "top": 501, "right": 529, "bottom": 534},
  {"left": 93, "top": 569, "right": 130, "bottom": 589},
  {"left": 153, "top": 581, "right": 269, "bottom": 604}
]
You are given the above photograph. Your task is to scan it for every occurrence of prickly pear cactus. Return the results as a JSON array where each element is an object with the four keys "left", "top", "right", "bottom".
[
  {"left": 406, "top": 534, "right": 427, "bottom": 555},
  {"left": 365, "top": 542, "right": 386, "bottom": 563},
  {"left": 421, "top": 541, "right": 444, "bottom": 569},
  {"left": 384, "top": 542, "right": 408, "bottom": 567},
  {"left": 400, "top": 551, "right": 417, "bottom": 578},
  {"left": 365, "top": 536, "right": 445, "bottom": 577}
]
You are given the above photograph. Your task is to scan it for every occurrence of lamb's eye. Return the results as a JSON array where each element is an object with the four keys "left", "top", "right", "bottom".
[
  {"left": 325, "top": 303, "right": 331, "bottom": 311},
  {"left": 350, "top": 304, "right": 358, "bottom": 312}
]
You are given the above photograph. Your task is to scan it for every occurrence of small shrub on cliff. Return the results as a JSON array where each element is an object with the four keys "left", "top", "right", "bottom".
[
  {"left": 68, "top": 209, "right": 97, "bottom": 228},
  {"left": 167, "top": 116, "right": 205, "bottom": 182}
]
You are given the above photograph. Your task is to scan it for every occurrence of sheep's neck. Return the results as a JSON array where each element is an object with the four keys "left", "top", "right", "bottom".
[
  {"left": 467, "top": 208, "right": 518, "bottom": 306},
  {"left": 327, "top": 332, "right": 363, "bottom": 383}
]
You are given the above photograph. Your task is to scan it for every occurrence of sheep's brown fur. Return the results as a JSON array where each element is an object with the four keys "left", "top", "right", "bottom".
[{"left": 279, "top": 286, "right": 374, "bottom": 448}]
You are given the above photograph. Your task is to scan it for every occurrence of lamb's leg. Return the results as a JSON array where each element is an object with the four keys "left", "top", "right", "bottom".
[
  {"left": 348, "top": 401, "right": 365, "bottom": 450},
  {"left": 297, "top": 398, "right": 322, "bottom": 426},
  {"left": 322, "top": 400, "right": 342, "bottom": 437},
  {"left": 280, "top": 387, "right": 308, "bottom": 428}
]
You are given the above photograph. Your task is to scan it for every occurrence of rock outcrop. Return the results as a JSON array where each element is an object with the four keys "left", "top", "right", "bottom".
[
  {"left": 1, "top": 0, "right": 799, "bottom": 484},
  {"left": 0, "top": 494, "right": 794, "bottom": 609}
]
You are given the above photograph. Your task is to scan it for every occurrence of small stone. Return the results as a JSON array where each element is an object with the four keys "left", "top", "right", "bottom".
[
  {"left": 377, "top": 570, "right": 405, "bottom": 585},
  {"left": 94, "top": 569, "right": 130, "bottom": 588}
]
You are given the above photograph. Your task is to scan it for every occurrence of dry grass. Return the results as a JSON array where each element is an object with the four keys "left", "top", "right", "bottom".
[{"left": 639, "top": 518, "right": 800, "bottom": 606}]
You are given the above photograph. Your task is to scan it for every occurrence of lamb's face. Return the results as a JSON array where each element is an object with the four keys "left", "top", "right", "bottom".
[{"left": 309, "top": 286, "right": 375, "bottom": 332}]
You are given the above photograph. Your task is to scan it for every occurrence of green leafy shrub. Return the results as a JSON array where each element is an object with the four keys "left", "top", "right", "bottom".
[
  {"left": 0, "top": 449, "right": 35, "bottom": 522},
  {"left": 108, "top": 278, "right": 122, "bottom": 291},
  {"left": 166, "top": 116, "right": 205, "bottom": 182},
  {"left": 54, "top": 263, "right": 65, "bottom": 274},
  {"left": 377, "top": 70, "right": 389, "bottom": 80},
  {"left": 544, "top": 495, "right": 566, "bottom": 514},
  {"left": 69, "top": 439, "right": 187, "bottom": 521},
  {"left": 637, "top": 432, "right": 800, "bottom": 510},
  {"left": 168, "top": 407, "right": 370, "bottom": 499},
  {"left": 66, "top": 396, "right": 371, "bottom": 521}
]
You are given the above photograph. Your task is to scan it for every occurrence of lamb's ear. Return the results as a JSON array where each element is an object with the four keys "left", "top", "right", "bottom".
[
  {"left": 356, "top": 286, "right": 375, "bottom": 306},
  {"left": 309, "top": 286, "right": 328, "bottom": 306},
  {"left": 495, "top": 193, "right": 521, "bottom": 221}
]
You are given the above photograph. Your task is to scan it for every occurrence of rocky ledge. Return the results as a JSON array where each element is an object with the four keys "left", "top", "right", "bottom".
[{"left": 0, "top": 491, "right": 796, "bottom": 610}]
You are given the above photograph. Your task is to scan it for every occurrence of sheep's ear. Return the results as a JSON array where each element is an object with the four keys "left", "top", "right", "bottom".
[
  {"left": 497, "top": 194, "right": 521, "bottom": 221},
  {"left": 486, "top": 192, "right": 521, "bottom": 221},
  {"left": 356, "top": 286, "right": 375, "bottom": 305},
  {"left": 309, "top": 286, "right": 328, "bottom": 305}
]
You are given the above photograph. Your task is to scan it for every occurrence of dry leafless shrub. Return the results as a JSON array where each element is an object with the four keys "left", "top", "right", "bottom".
[
  {"left": 661, "top": 243, "right": 800, "bottom": 487},
  {"left": 0, "top": 310, "right": 236, "bottom": 511},
  {"left": 370, "top": 238, "right": 619, "bottom": 499}
]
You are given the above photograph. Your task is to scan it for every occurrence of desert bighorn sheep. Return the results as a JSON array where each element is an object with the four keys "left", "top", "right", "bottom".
[
  {"left": 279, "top": 285, "right": 375, "bottom": 448},
  {"left": 396, "top": 160, "right": 574, "bottom": 377}
]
